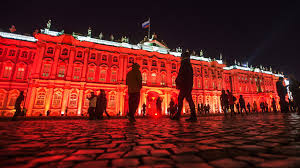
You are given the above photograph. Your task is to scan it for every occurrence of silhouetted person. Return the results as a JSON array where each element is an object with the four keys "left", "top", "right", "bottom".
[
  {"left": 47, "top": 110, "right": 51, "bottom": 116},
  {"left": 197, "top": 104, "right": 201, "bottom": 115},
  {"left": 276, "top": 77, "right": 288, "bottom": 112},
  {"left": 227, "top": 90, "right": 236, "bottom": 115},
  {"left": 126, "top": 63, "right": 142, "bottom": 122},
  {"left": 206, "top": 104, "right": 210, "bottom": 114},
  {"left": 172, "top": 51, "right": 197, "bottom": 121},
  {"left": 87, "top": 92, "right": 97, "bottom": 120},
  {"left": 236, "top": 103, "right": 240, "bottom": 114},
  {"left": 65, "top": 107, "right": 68, "bottom": 116},
  {"left": 260, "top": 102, "right": 265, "bottom": 113},
  {"left": 12, "top": 91, "right": 24, "bottom": 121},
  {"left": 220, "top": 90, "right": 228, "bottom": 115},
  {"left": 200, "top": 103, "right": 204, "bottom": 114},
  {"left": 156, "top": 97, "right": 162, "bottom": 116},
  {"left": 272, "top": 98, "right": 277, "bottom": 112},
  {"left": 142, "top": 103, "right": 146, "bottom": 117},
  {"left": 239, "top": 95, "right": 247, "bottom": 114},
  {"left": 247, "top": 102, "right": 251, "bottom": 113},
  {"left": 96, "top": 89, "right": 110, "bottom": 119},
  {"left": 289, "top": 75, "right": 300, "bottom": 112},
  {"left": 169, "top": 98, "right": 175, "bottom": 118},
  {"left": 265, "top": 102, "right": 269, "bottom": 112}
]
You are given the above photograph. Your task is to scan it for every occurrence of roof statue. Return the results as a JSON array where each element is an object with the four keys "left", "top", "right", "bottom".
[
  {"left": 192, "top": 50, "right": 196, "bottom": 55},
  {"left": 219, "top": 53, "right": 222, "bottom": 60},
  {"left": 176, "top": 47, "right": 182, "bottom": 52},
  {"left": 47, "top": 20, "right": 51, "bottom": 29},
  {"left": 110, "top": 34, "right": 114, "bottom": 41},
  {"left": 88, "top": 27, "right": 92, "bottom": 37},
  {"left": 234, "top": 59, "right": 237, "bottom": 65},
  {"left": 99, "top": 32, "right": 103, "bottom": 39},
  {"left": 9, "top": 25, "right": 16, "bottom": 33},
  {"left": 200, "top": 50, "right": 203, "bottom": 56}
]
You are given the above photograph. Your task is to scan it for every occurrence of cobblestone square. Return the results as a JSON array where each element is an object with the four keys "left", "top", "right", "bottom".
[{"left": 1, "top": 113, "right": 300, "bottom": 168}]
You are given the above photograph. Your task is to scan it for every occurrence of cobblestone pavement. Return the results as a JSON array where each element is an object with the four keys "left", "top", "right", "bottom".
[{"left": 0, "top": 113, "right": 300, "bottom": 168}]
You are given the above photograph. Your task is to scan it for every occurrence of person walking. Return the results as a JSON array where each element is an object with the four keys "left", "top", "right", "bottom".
[
  {"left": 172, "top": 51, "right": 197, "bottom": 121},
  {"left": 96, "top": 89, "right": 110, "bottom": 119},
  {"left": 276, "top": 77, "right": 288, "bottom": 112},
  {"left": 272, "top": 98, "right": 277, "bottom": 112},
  {"left": 169, "top": 98, "right": 175, "bottom": 118},
  {"left": 142, "top": 103, "right": 147, "bottom": 117},
  {"left": 12, "top": 91, "right": 24, "bottom": 121},
  {"left": 87, "top": 92, "right": 97, "bottom": 120},
  {"left": 247, "top": 102, "right": 251, "bottom": 113},
  {"left": 220, "top": 90, "right": 228, "bottom": 115},
  {"left": 156, "top": 97, "right": 162, "bottom": 116},
  {"left": 126, "top": 63, "right": 142, "bottom": 122},
  {"left": 227, "top": 90, "right": 236, "bottom": 115},
  {"left": 239, "top": 95, "right": 247, "bottom": 114}
]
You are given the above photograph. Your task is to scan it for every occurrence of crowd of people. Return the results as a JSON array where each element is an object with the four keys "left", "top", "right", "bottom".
[{"left": 11, "top": 50, "right": 300, "bottom": 122}]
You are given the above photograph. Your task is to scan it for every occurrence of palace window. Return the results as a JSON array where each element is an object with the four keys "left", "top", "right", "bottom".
[
  {"left": 143, "top": 59, "right": 148, "bottom": 65},
  {"left": 0, "top": 48, "right": 3, "bottom": 56},
  {"left": 52, "top": 92, "right": 62, "bottom": 107},
  {"left": 16, "top": 67, "right": 25, "bottom": 79},
  {"left": 161, "top": 62, "right": 165, "bottom": 68},
  {"left": 47, "top": 47, "right": 54, "bottom": 54},
  {"left": 87, "top": 68, "right": 95, "bottom": 81},
  {"left": 142, "top": 72, "right": 147, "bottom": 84},
  {"left": 90, "top": 53, "right": 96, "bottom": 60},
  {"left": 111, "top": 71, "right": 117, "bottom": 82},
  {"left": 69, "top": 93, "right": 78, "bottom": 107},
  {"left": 57, "top": 64, "right": 66, "bottom": 78},
  {"left": 8, "top": 50, "right": 16, "bottom": 56},
  {"left": 161, "top": 73, "right": 166, "bottom": 86},
  {"left": 3, "top": 65, "right": 13, "bottom": 78},
  {"left": 108, "top": 94, "right": 116, "bottom": 108},
  {"left": 151, "top": 73, "right": 157, "bottom": 84},
  {"left": 129, "top": 57, "right": 134, "bottom": 64},
  {"left": 36, "top": 92, "right": 46, "bottom": 105},
  {"left": 152, "top": 60, "right": 157, "bottom": 66},
  {"left": 100, "top": 70, "right": 106, "bottom": 82},
  {"left": 61, "top": 48, "right": 68, "bottom": 55},
  {"left": 113, "top": 56, "right": 118, "bottom": 62},
  {"left": 172, "top": 76, "right": 176, "bottom": 86},
  {"left": 198, "top": 78, "right": 202, "bottom": 88},
  {"left": 42, "top": 64, "right": 51, "bottom": 77},
  {"left": 73, "top": 66, "right": 82, "bottom": 80},
  {"left": 21, "top": 51, "right": 28, "bottom": 58},
  {"left": 102, "top": 55, "right": 107, "bottom": 61},
  {"left": 172, "top": 63, "right": 176, "bottom": 69},
  {"left": 76, "top": 51, "right": 83, "bottom": 58},
  {"left": 8, "top": 93, "right": 18, "bottom": 106}
]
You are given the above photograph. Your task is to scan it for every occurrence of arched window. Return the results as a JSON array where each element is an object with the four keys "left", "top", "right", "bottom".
[
  {"left": 151, "top": 72, "right": 157, "bottom": 84},
  {"left": 8, "top": 91, "right": 18, "bottom": 106},
  {"left": 198, "top": 78, "right": 202, "bottom": 89},
  {"left": 16, "top": 66, "right": 25, "bottom": 79},
  {"left": 172, "top": 63, "right": 176, "bottom": 69},
  {"left": 2, "top": 62, "right": 13, "bottom": 79},
  {"left": 102, "top": 55, "right": 107, "bottom": 61},
  {"left": 47, "top": 47, "right": 54, "bottom": 54},
  {"left": 111, "top": 71, "right": 117, "bottom": 82},
  {"left": 129, "top": 57, "right": 134, "bottom": 64},
  {"left": 143, "top": 59, "right": 148, "bottom": 65},
  {"left": 108, "top": 93, "right": 116, "bottom": 108},
  {"left": 161, "top": 73, "right": 166, "bottom": 86},
  {"left": 100, "top": 69, "right": 107, "bottom": 82},
  {"left": 21, "top": 51, "right": 28, "bottom": 58},
  {"left": 41, "top": 62, "right": 52, "bottom": 77},
  {"left": 69, "top": 92, "right": 78, "bottom": 107},
  {"left": 161, "top": 62, "right": 165, "bottom": 68},
  {"left": 113, "top": 56, "right": 118, "bottom": 62},
  {"left": 52, "top": 91, "right": 62, "bottom": 107},
  {"left": 90, "top": 53, "right": 96, "bottom": 60},
  {"left": 57, "top": 64, "right": 66, "bottom": 78},
  {"left": 76, "top": 51, "right": 83, "bottom": 58},
  {"left": 172, "top": 76, "right": 176, "bottom": 86},
  {"left": 73, "top": 63, "right": 82, "bottom": 80},
  {"left": 152, "top": 60, "right": 157, "bottom": 66},
  {"left": 0, "top": 48, "right": 3, "bottom": 56},
  {"left": 61, "top": 48, "right": 68, "bottom": 56},
  {"left": 8, "top": 50, "right": 16, "bottom": 57},
  {"left": 142, "top": 72, "right": 147, "bottom": 84},
  {"left": 87, "top": 64, "right": 96, "bottom": 81},
  {"left": 36, "top": 91, "right": 46, "bottom": 105}
]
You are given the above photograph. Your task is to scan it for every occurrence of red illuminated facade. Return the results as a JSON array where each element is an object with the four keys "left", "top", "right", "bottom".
[{"left": 0, "top": 28, "right": 284, "bottom": 117}]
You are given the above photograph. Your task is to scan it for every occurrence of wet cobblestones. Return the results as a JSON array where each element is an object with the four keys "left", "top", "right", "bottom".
[{"left": 0, "top": 113, "right": 300, "bottom": 168}]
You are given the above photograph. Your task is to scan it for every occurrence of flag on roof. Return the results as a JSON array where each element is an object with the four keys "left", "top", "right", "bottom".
[{"left": 142, "top": 19, "right": 150, "bottom": 29}]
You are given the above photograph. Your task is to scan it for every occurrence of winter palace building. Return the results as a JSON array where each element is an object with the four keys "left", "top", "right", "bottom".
[{"left": 0, "top": 26, "right": 285, "bottom": 117}]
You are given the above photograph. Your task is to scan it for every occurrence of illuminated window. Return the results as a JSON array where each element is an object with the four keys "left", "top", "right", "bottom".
[
  {"left": 172, "top": 63, "right": 176, "bottom": 69},
  {"left": 87, "top": 68, "right": 95, "bottom": 81},
  {"left": 142, "top": 72, "right": 147, "bottom": 84},
  {"left": 16, "top": 67, "right": 25, "bottom": 79},
  {"left": 69, "top": 93, "right": 78, "bottom": 107},
  {"left": 36, "top": 92, "right": 45, "bottom": 105},
  {"left": 76, "top": 51, "right": 83, "bottom": 58},
  {"left": 3, "top": 66, "right": 13, "bottom": 78},
  {"left": 108, "top": 94, "right": 116, "bottom": 108},
  {"left": 62, "top": 48, "right": 68, "bottom": 55},
  {"left": 21, "top": 51, "right": 28, "bottom": 58},
  {"left": 161, "top": 73, "right": 166, "bottom": 86},
  {"left": 42, "top": 64, "right": 51, "bottom": 77},
  {"left": 102, "top": 55, "right": 107, "bottom": 61},
  {"left": 57, "top": 64, "right": 66, "bottom": 77},
  {"left": 151, "top": 73, "right": 157, "bottom": 84},
  {"left": 90, "top": 53, "right": 96, "bottom": 60},
  {"left": 161, "top": 62, "right": 165, "bottom": 68},
  {"left": 152, "top": 60, "right": 157, "bottom": 66},
  {"left": 52, "top": 92, "right": 62, "bottom": 107},
  {"left": 129, "top": 57, "right": 134, "bottom": 63},
  {"left": 8, "top": 50, "right": 16, "bottom": 56},
  {"left": 143, "top": 59, "right": 148, "bottom": 65},
  {"left": 172, "top": 76, "right": 176, "bottom": 86},
  {"left": 73, "top": 66, "right": 82, "bottom": 80},
  {"left": 0, "top": 48, "right": 3, "bottom": 56},
  {"left": 100, "top": 70, "right": 106, "bottom": 82},
  {"left": 111, "top": 71, "right": 117, "bottom": 82},
  {"left": 113, "top": 56, "right": 118, "bottom": 62},
  {"left": 47, "top": 47, "right": 54, "bottom": 54},
  {"left": 198, "top": 78, "right": 202, "bottom": 88}
]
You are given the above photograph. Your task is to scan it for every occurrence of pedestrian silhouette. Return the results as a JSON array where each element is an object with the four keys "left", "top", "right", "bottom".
[
  {"left": 142, "top": 103, "right": 146, "bottom": 117},
  {"left": 227, "top": 90, "right": 236, "bottom": 115},
  {"left": 272, "top": 98, "right": 277, "bottom": 112},
  {"left": 220, "top": 90, "right": 229, "bottom": 115},
  {"left": 289, "top": 75, "right": 300, "bottom": 112},
  {"left": 171, "top": 51, "right": 197, "bottom": 121},
  {"left": 276, "top": 77, "right": 288, "bottom": 112},
  {"left": 87, "top": 92, "right": 97, "bottom": 120},
  {"left": 126, "top": 63, "right": 142, "bottom": 122},
  {"left": 239, "top": 95, "right": 247, "bottom": 114},
  {"left": 247, "top": 102, "right": 251, "bottom": 113},
  {"left": 12, "top": 91, "right": 24, "bottom": 121},
  {"left": 96, "top": 89, "right": 110, "bottom": 119},
  {"left": 156, "top": 97, "right": 162, "bottom": 116},
  {"left": 169, "top": 98, "right": 175, "bottom": 118}
]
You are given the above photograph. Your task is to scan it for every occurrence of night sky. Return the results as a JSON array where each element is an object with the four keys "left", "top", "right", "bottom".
[{"left": 1, "top": 1, "right": 299, "bottom": 80}]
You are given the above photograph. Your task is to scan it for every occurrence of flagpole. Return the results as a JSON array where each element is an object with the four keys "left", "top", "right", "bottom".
[{"left": 148, "top": 17, "right": 151, "bottom": 41}]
